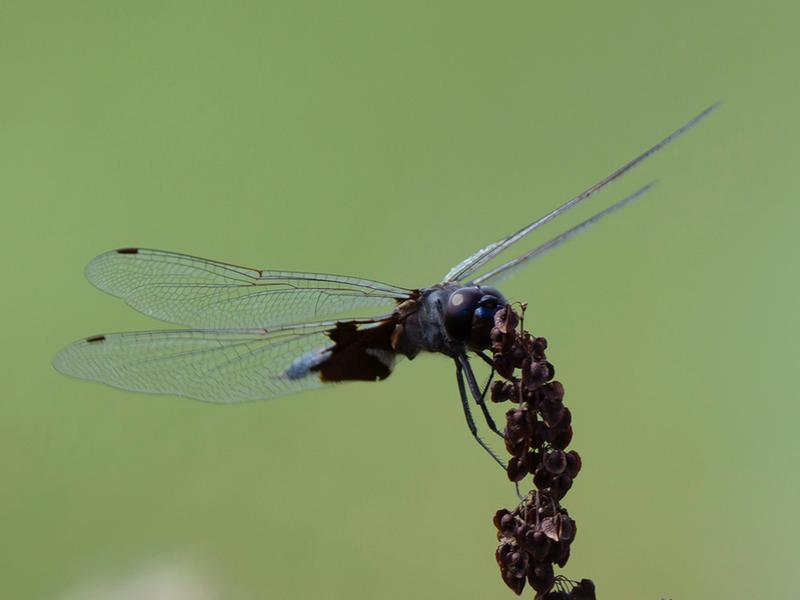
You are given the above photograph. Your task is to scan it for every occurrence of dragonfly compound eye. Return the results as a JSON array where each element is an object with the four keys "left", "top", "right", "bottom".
[{"left": 444, "top": 286, "right": 506, "bottom": 346}]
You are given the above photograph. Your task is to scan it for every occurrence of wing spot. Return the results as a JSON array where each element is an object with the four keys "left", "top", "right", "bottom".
[
  {"left": 116, "top": 247, "right": 139, "bottom": 254},
  {"left": 86, "top": 335, "right": 106, "bottom": 343}
]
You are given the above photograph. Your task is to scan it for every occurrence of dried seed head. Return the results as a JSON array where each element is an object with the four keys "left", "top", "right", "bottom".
[{"left": 489, "top": 305, "right": 593, "bottom": 597}]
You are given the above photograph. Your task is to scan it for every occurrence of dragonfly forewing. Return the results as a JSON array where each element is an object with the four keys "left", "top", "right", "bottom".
[
  {"left": 444, "top": 102, "right": 720, "bottom": 284},
  {"left": 86, "top": 248, "right": 413, "bottom": 329}
]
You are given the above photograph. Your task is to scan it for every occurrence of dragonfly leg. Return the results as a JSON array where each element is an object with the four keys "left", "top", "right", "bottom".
[
  {"left": 476, "top": 350, "right": 494, "bottom": 368},
  {"left": 455, "top": 359, "right": 506, "bottom": 471},
  {"left": 456, "top": 358, "right": 522, "bottom": 499},
  {"left": 458, "top": 354, "right": 504, "bottom": 440},
  {"left": 475, "top": 351, "right": 498, "bottom": 422}
]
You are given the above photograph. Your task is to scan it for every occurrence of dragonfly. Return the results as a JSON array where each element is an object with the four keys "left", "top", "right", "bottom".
[{"left": 54, "top": 103, "right": 718, "bottom": 468}]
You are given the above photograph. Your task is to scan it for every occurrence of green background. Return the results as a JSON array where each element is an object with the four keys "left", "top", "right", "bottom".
[{"left": 2, "top": 2, "right": 797, "bottom": 598}]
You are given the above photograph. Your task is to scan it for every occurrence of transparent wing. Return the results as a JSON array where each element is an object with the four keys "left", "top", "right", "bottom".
[
  {"left": 86, "top": 248, "right": 413, "bottom": 329},
  {"left": 53, "top": 320, "right": 371, "bottom": 403},
  {"left": 471, "top": 182, "right": 656, "bottom": 286},
  {"left": 443, "top": 102, "right": 720, "bottom": 283}
]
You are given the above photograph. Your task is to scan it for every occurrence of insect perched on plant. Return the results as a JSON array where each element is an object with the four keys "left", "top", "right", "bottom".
[{"left": 54, "top": 104, "right": 718, "bottom": 467}]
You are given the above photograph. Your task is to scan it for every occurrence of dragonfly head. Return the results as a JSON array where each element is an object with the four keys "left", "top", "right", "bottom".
[{"left": 444, "top": 286, "right": 506, "bottom": 350}]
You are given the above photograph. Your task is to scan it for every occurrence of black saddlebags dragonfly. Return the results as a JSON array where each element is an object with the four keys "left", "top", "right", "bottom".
[{"left": 54, "top": 104, "right": 717, "bottom": 466}]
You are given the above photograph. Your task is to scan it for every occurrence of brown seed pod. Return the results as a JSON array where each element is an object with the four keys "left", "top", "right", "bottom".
[
  {"left": 528, "top": 561, "right": 555, "bottom": 594},
  {"left": 551, "top": 425, "right": 573, "bottom": 450},
  {"left": 566, "top": 450, "right": 582, "bottom": 478},
  {"left": 549, "top": 474, "right": 573, "bottom": 501},
  {"left": 543, "top": 449, "right": 568, "bottom": 475}
]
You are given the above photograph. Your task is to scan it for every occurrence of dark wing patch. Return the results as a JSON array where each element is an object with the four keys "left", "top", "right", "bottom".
[{"left": 316, "top": 319, "right": 398, "bottom": 383}]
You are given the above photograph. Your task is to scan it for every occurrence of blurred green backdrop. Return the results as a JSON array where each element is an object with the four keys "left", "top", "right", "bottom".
[{"left": 1, "top": 1, "right": 797, "bottom": 598}]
